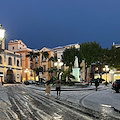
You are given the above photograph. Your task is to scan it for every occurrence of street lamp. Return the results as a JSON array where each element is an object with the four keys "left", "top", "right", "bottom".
[
  {"left": 103, "top": 65, "right": 109, "bottom": 84},
  {"left": 0, "top": 24, "right": 5, "bottom": 51},
  {"left": 109, "top": 69, "right": 115, "bottom": 83},
  {"left": 24, "top": 68, "right": 29, "bottom": 81},
  {"left": 54, "top": 58, "right": 63, "bottom": 69},
  {"left": 54, "top": 58, "right": 63, "bottom": 80}
]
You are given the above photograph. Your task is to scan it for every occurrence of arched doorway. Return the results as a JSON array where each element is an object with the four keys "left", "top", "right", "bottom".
[{"left": 6, "top": 69, "right": 15, "bottom": 83}]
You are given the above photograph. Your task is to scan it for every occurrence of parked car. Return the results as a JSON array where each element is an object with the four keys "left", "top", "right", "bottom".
[
  {"left": 24, "top": 80, "right": 37, "bottom": 85},
  {"left": 112, "top": 79, "right": 120, "bottom": 93}
]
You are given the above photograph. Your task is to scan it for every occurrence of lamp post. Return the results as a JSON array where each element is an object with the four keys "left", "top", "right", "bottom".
[
  {"left": 24, "top": 68, "right": 29, "bottom": 81},
  {"left": 0, "top": 24, "right": 5, "bottom": 51},
  {"left": 54, "top": 58, "right": 63, "bottom": 80},
  {"left": 54, "top": 58, "right": 63, "bottom": 69},
  {"left": 103, "top": 65, "right": 109, "bottom": 85},
  {"left": 109, "top": 69, "right": 115, "bottom": 83}
]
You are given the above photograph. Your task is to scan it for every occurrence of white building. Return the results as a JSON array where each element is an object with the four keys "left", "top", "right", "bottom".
[{"left": 0, "top": 25, "right": 22, "bottom": 83}]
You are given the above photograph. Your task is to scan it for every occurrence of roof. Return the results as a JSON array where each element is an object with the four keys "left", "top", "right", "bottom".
[
  {"left": 52, "top": 43, "right": 79, "bottom": 50},
  {"left": 40, "top": 47, "right": 53, "bottom": 52}
]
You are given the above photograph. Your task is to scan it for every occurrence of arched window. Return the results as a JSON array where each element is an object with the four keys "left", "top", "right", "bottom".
[
  {"left": 8, "top": 57, "right": 12, "bottom": 65},
  {"left": 17, "top": 60, "right": 19, "bottom": 67},
  {"left": 0, "top": 56, "right": 2, "bottom": 64}
]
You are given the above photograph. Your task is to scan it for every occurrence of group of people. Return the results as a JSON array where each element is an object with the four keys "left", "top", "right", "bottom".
[
  {"left": 45, "top": 80, "right": 61, "bottom": 97},
  {"left": 45, "top": 79, "right": 100, "bottom": 96}
]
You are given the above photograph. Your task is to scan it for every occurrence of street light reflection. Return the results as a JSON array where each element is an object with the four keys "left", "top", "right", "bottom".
[{"left": 53, "top": 113, "right": 62, "bottom": 120}]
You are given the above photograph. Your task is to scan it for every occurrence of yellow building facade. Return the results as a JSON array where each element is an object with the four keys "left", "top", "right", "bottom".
[
  {"left": 0, "top": 25, "right": 22, "bottom": 83},
  {"left": 39, "top": 47, "right": 54, "bottom": 81},
  {"left": 0, "top": 49, "right": 22, "bottom": 83}
]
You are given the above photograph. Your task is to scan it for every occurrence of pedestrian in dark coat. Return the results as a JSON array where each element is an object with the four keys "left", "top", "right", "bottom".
[
  {"left": 56, "top": 80, "right": 61, "bottom": 96},
  {"left": 95, "top": 80, "right": 99, "bottom": 91}
]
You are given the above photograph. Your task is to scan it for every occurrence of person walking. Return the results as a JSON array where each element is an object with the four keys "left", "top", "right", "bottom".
[
  {"left": 56, "top": 80, "right": 61, "bottom": 97},
  {"left": 45, "top": 81, "right": 51, "bottom": 96},
  {"left": 95, "top": 80, "right": 99, "bottom": 91}
]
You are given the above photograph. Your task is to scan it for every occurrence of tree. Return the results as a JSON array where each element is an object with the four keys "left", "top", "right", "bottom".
[
  {"left": 47, "top": 67, "right": 58, "bottom": 84},
  {"left": 33, "top": 66, "right": 43, "bottom": 82},
  {"left": 48, "top": 55, "right": 57, "bottom": 66},
  {"left": 62, "top": 47, "right": 80, "bottom": 68},
  {"left": 109, "top": 46, "right": 120, "bottom": 69},
  {"left": 80, "top": 41, "right": 103, "bottom": 66},
  {"left": 26, "top": 50, "right": 39, "bottom": 62},
  {"left": 26, "top": 50, "right": 39, "bottom": 80},
  {"left": 33, "top": 66, "right": 43, "bottom": 76},
  {"left": 62, "top": 67, "right": 75, "bottom": 84},
  {"left": 42, "top": 51, "right": 49, "bottom": 59}
]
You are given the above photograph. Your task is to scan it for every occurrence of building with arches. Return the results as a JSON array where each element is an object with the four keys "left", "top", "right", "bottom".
[
  {"left": 8, "top": 40, "right": 35, "bottom": 81},
  {"left": 0, "top": 25, "right": 22, "bottom": 83},
  {"left": 0, "top": 50, "right": 22, "bottom": 83}
]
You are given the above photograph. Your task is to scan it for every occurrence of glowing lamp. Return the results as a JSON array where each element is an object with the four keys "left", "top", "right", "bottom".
[{"left": 0, "top": 25, "right": 5, "bottom": 39}]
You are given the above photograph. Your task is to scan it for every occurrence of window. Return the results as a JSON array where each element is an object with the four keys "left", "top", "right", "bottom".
[
  {"left": 17, "top": 60, "right": 19, "bottom": 67},
  {"left": 42, "top": 56, "right": 46, "bottom": 62},
  {"left": 43, "top": 65, "right": 46, "bottom": 72},
  {"left": 14, "top": 57, "right": 16, "bottom": 65},
  {"left": 21, "top": 58, "right": 22, "bottom": 66},
  {"left": 0, "top": 56, "right": 2, "bottom": 64},
  {"left": 8, "top": 57, "right": 12, "bottom": 65},
  {"left": 20, "top": 47, "right": 21, "bottom": 49},
  {"left": 30, "top": 71, "right": 33, "bottom": 76},
  {"left": 13, "top": 47, "right": 14, "bottom": 50},
  {"left": 30, "top": 63, "right": 33, "bottom": 69}
]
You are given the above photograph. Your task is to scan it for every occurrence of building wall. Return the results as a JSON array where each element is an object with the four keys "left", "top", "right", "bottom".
[
  {"left": 39, "top": 47, "right": 54, "bottom": 81},
  {"left": 8, "top": 40, "right": 27, "bottom": 51},
  {"left": 52, "top": 43, "right": 80, "bottom": 60},
  {"left": 80, "top": 60, "right": 86, "bottom": 81},
  {"left": 8, "top": 40, "right": 34, "bottom": 81},
  {"left": 8, "top": 41, "right": 80, "bottom": 82},
  {"left": 39, "top": 44, "right": 80, "bottom": 81},
  {"left": 0, "top": 50, "right": 22, "bottom": 83}
]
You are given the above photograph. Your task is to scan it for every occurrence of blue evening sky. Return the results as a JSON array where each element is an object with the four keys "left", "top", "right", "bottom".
[{"left": 0, "top": 0, "right": 120, "bottom": 49}]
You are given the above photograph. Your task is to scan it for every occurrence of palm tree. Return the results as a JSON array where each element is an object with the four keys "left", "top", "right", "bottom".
[
  {"left": 42, "top": 51, "right": 49, "bottom": 60},
  {"left": 33, "top": 66, "right": 43, "bottom": 76},
  {"left": 33, "top": 66, "right": 43, "bottom": 82},
  {"left": 26, "top": 50, "right": 39, "bottom": 61},
  {"left": 62, "top": 67, "right": 75, "bottom": 83},
  {"left": 26, "top": 50, "right": 39, "bottom": 80},
  {"left": 47, "top": 67, "right": 58, "bottom": 84},
  {"left": 48, "top": 56, "right": 57, "bottom": 66},
  {"left": 41, "top": 51, "right": 49, "bottom": 66}
]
